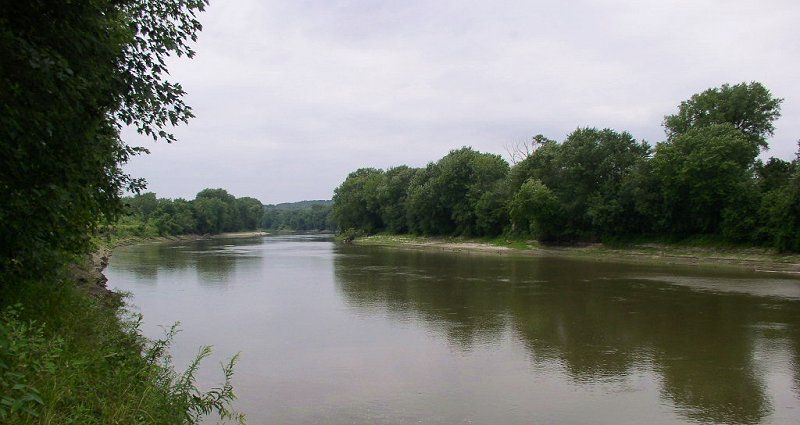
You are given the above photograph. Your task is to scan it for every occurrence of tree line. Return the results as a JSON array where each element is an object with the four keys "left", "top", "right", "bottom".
[
  {"left": 120, "top": 189, "right": 263, "bottom": 237},
  {"left": 121, "top": 190, "right": 334, "bottom": 236},
  {"left": 262, "top": 201, "right": 334, "bottom": 232},
  {"left": 332, "top": 82, "right": 800, "bottom": 252}
]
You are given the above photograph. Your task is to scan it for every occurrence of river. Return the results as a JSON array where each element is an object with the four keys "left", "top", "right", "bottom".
[{"left": 106, "top": 234, "right": 800, "bottom": 424}]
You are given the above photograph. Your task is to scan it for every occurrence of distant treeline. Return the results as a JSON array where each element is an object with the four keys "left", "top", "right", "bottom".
[
  {"left": 263, "top": 201, "right": 334, "bottom": 232},
  {"left": 332, "top": 82, "right": 800, "bottom": 252},
  {"left": 119, "top": 188, "right": 263, "bottom": 236},
  {"left": 120, "top": 190, "right": 333, "bottom": 237}
]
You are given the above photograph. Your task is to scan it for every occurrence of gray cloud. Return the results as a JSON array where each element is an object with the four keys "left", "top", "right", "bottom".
[{"left": 123, "top": 0, "right": 800, "bottom": 203}]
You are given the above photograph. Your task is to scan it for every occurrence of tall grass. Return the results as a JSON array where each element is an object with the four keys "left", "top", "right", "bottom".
[{"left": 0, "top": 274, "right": 244, "bottom": 424}]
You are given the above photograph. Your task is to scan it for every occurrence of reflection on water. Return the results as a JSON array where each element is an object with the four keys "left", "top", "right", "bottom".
[{"left": 107, "top": 235, "right": 800, "bottom": 424}]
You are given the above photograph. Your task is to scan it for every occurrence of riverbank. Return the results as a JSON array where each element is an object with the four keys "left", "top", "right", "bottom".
[
  {"left": 108, "top": 230, "right": 269, "bottom": 247},
  {"left": 0, "top": 233, "right": 247, "bottom": 423},
  {"left": 353, "top": 234, "right": 800, "bottom": 275},
  {"left": 0, "top": 275, "right": 241, "bottom": 423}
]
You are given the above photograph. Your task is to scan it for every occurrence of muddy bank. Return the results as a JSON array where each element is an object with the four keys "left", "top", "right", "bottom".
[
  {"left": 67, "top": 247, "right": 114, "bottom": 300},
  {"left": 354, "top": 235, "right": 800, "bottom": 276}
]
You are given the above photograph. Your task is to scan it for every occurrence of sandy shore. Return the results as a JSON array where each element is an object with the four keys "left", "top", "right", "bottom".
[{"left": 353, "top": 235, "right": 800, "bottom": 276}]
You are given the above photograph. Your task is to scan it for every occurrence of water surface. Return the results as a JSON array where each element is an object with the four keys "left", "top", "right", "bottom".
[{"left": 106, "top": 235, "right": 800, "bottom": 424}]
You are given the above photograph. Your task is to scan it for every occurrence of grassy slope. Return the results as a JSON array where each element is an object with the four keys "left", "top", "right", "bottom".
[
  {"left": 354, "top": 234, "right": 800, "bottom": 274},
  {"left": 0, "top": 247, "right": 242, "bottom": 423}
]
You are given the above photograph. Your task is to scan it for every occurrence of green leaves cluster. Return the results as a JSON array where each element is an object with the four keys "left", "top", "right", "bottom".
[
  {"left": 262, "top": 204, "right": 334, "bottom": 232},
  {"left": 0, "top": 284, "right": 243, "bottom": 424},
  {"left": 332, "top": 82, "right": 799, "bottom": 251},
  {"left": 0, "top": 4, "right": 250, "bottom": 423},
  {"left": 0, "top": 0, "right": 207, "bottom": 280},
  {"left": 663, "top": 82, "right": 782, "bottom": 150},
  {"left": 120, "top": 188, "right": 264, "bottom": 237},
  {"left": 122, "top": 191, "right": 337, "bottom": 237},
  {"left": 333, "top": 148, "right": 511, "bottom": 238},
  {"left": 0, "top": 306, "right": 57, "bottom": 420}
]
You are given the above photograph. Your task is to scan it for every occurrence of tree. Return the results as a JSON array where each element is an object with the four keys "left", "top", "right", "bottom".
[
  {"left": 759, "top": 172, "right": 800, "bottom": 252},
  {"left": 663, "top": 82, "right": 782, "bottom": 150},
  {"left": 196, "top": 188, "right": 236, "bottom": 203},
  {"left": 332, "top": 168, "right": 385, "bottom": 234},
  {"left": 328, "top": 82, "right": 797, "bottom": 251},
  {"left": 127, "top": 192, "right": 159, "bottom": 219},
  {"left": 378, "top": 166, "right": 418, "bottom": 233},
  {"left": 405, "top": 166, "right": 443, "bottom": 235},
  {"left": 505, "top": 134, "right": 556, "bottom": 165},
  {"left": 474, "top": 180, "right": 510, "bottom": 236},
  {"left": 651, "top": 124, "right": 759, "bottom": 236},
  {"left": 508, "top": 179, "right": 562, "bottom": 240},
  {"left": 193, "top": 198, "right": 228, "bottom": 234},
  {"left": 152, "top": 198, "right": 195, "bottom": 235},
  {"left": 0, "top": 0, "right": 207, "bottom": 279},
  {"left": 549, "top": 128, "right": 650, "bottom": 238},
  {"left": 261, "top": 202, "right": 334, "bottom": 232},
  {"left": 405, "top": 148, "right": 509, "bottom": 236},
  {"left": 507, "top": 137, "right": 560, "bottom": 194},
  {"left": 757, "top": 144, "right": 800, "bottom": 251},
  {"left": 756, "top": 157, "right": 795, "bottom": 192},
  {"left": 234, "top": 197, "right": 264, "bottom": 231},
  {"left": 194, "top": 188, "right": 238, "bottom": 231}
]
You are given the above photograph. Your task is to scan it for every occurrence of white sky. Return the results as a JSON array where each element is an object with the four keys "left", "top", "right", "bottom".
[{"left": 122, "top": 0, "right": 800, "bottom": 204}]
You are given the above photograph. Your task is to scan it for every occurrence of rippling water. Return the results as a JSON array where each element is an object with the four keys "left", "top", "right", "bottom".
[{"left": 106, "top": 235, "right": 800, "bottom": 424}]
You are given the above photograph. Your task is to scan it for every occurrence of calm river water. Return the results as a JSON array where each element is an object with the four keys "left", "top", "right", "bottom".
[{"left": 106, "top": 235, "right": 800, "bottom": 424}]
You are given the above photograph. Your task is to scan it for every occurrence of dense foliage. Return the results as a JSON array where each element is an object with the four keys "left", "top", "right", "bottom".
[
  {"left": 121, "top": 191, "right": 335, "bottom": 236},
  {"left": 262, "top": 201, "right": 334, "bottom": 232},
  {"left": 119, "top": 189, "right": 264, "bottom": 237},
  {"left": 333, "top": 82, "right": 799, "bottom": 252},
  {"left": 0, "top": 280, "right": 242, "bottom": 424},
  {"left": 1, "top": 0, "right": 207, "bottom": 280},
  {"left": 1, "top": 3, "right": 246, "bottom": 423}
]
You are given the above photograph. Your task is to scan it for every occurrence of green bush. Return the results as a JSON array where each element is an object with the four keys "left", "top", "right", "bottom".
[
  {"left": 508, "top": 179, "right": 563, "bottom": 241},
  {"left": 0, "top": 279, "right": 244, "bottom": 424}
]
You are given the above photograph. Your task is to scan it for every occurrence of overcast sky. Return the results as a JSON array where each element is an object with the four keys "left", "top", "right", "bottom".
[{"left": 122, "top": 0, "right": 800, "bottom": 204}]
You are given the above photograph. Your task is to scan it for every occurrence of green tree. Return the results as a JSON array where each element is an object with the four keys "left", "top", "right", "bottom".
[
  {"left": 507, "top": 135, "right": 560, "bottom": 193},
  {"left": 663, "top": 82, "right": 782, "bottom": 150},
  {"left": 261, "top": 203, "right": 334, "bottom": 232},
  {"left": 651, "top": 124, "right": 759, "bottom": 237},
  {"left": 261, "top": 209, "right": 283, "bottom": 230},
  {"left": 405, "top": 148, "right": 509, "bottom": 236},
  {"left": 196, "top": 188, "right": 236, "bottom": 203},
  {"left": 508, "top": 179, "right": 563, "bottom": 240},
  {"left": 127, "top": 192, "right": 159, "bottom": 219},
  {"left": 759, "top": 173, "right": 800, "bottom": 252},
  {"left": 474, "top": 180, "right": 511, "bottom": 236},
  {"left": 551, "top": 128, "right": 650, "bottom": 238},
  {"left": 405, "top": 166, "right": 444, "bottom": 235},
  {"left": 757, "top": 145, "right": 800, "bottom": 251},
  {"left": 0, "top": 0, "right": 207, "bottom": 279},
  {"left": 756, "top": 157, "right": 795, "bottom": 192},
  {"left": 234, "top": 197, "right": 264, "bottom": 231},
  {"left": 153, "top": 198, "right": 195, "bottom": 235},
  {"left": 193, "top": 198, "right": 228, "bottom": 234},
  {"left": 195, "top": 188, "right": 238, "bottom": 231},
  {"left": 378, "top": 166, "right": 418, "bottom": 233},
  {"left": 332, "top": 168, "right": 385, "bottom": 234}
]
